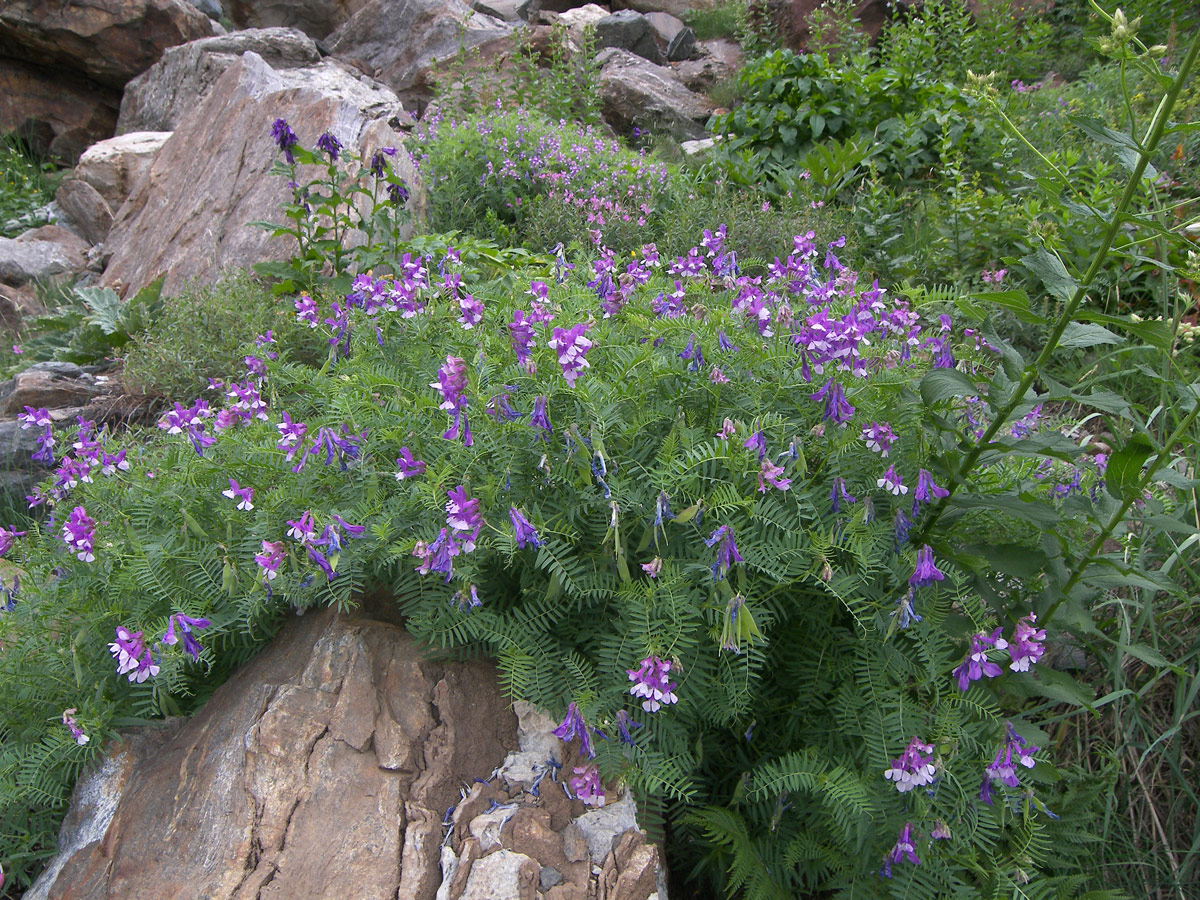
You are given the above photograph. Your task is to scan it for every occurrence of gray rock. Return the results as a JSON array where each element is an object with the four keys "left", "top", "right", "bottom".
[
  {"left": 574, "top": 794, "right": 640, "bottom": 862},
  {"left": 226, "top": 0, "right": 373, "bottom": 40},
  {"left": 643, "top": 11, "right": 685, "bottom": 44},
  {"left": 0, "top": 227, "right": 87, "bottom": 286},
  {"left": 595, "top": 47, "right": 715, "bottom": 141},
  {"left": 595, "top": 10, "right": 665, "bottom": 65},
  {"left": 188, "top": 0, "right": 225, "bottom": 19},
  {"left": 540, "top": 865, "right": 564, "bottom": 889},
  {"left": 118, "top": 27, "right": 324, "bottom": 132},
  {"left": 612, "top": 0, "right": 723, "bottom": 18},
  {"left": 666, "top": 26, "right": 697, "bottom": 61},
  {"left": 55, "top": 180, "right": 115, "bottom": 246},
  {"left": 471, "top": 0, "right": 534, "bottom": 22},
  {"left": 325, "top": 0, "right": 515, "bottom": 105},
  {"left": 458, "top": 849, "right": 540, "bottom": 900}
]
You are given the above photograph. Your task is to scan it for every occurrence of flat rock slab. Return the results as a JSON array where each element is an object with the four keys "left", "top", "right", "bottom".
[{"left": 101, "top": 51, "right": 422, "bottom": 298}]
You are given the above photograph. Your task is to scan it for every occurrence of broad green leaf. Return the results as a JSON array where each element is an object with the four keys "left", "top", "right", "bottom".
[
  {"left": 967, "top": 289, "right": 1046, "bottom": 324},
  {"left": 1060, "top": 322, "right": 1124, "bottom": 349},
  {"left": 1117, "top": 642, "right": 1172, "bottom": 669},
  {"left": 1022, "top": 248, "right": 1078, "bottom": 303},
  {"left": 920, "top": 369, "right": 976, "bottom": 407},
  {"left": 949, "top": 492, "right": 1062, "bottom": 527},
  {"left": 1071, "top": 115, "right": 1140, "bottom": 151},
  {"left": 1074, "top": 308, "right": 1172, "bottom": 351},
  {"left": 1105, "top": 434, "right": 1154, "bottom": 500}
]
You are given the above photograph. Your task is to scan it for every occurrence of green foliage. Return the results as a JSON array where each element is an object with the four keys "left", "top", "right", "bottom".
[
  {"left": 121, "top": 270, "right": 325, "bottom": 400},
  {"left": 683, "top": 1, "right": 747, "bottom": 42},
  {"left": 0, "top": 136, "right": 57, "bottom": 237}
]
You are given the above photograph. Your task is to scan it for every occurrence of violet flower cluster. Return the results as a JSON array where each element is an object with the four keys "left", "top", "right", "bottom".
[{"left": 626, "top": 655, "right": 678, "bottom": 712}]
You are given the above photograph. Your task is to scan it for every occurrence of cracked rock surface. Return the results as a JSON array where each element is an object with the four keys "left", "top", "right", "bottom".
[
  {"left": 26, "top": 606, "right": 666, "bottom": 900},
  {"left": 24, "top": 606, "right": 517, "bottom": 900}
]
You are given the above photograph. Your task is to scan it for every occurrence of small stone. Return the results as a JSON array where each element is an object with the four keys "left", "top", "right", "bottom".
[
  {"left": 539, "top": 865, "right": 563, "bottom": 889},
  {"left": 562, "top": 821, "right": 588, "bottom": 863}
]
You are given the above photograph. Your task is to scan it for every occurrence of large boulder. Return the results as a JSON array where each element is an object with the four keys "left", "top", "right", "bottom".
[
  {"left": 0, "top": 0, "right": 217, "bottom": 90},
  {"left": 612, "top": 0, "right": 723, "bottom": 20},
  {"left": 594, "top": 10, "right": 665, "bottom": 65},
  {"left": 74, "top": 132, "right": 173, "bottom": 210},
  {"left": 0, "top": 226, "right": 89, "bottom": 287},
  {"left": 226, "top": 0, "right": 373, "bottom": 39},
  {"left": 326, "top": 0, "right": 516, "bottom": 106},
  {"left": 0, "top": 59, "right": 119, "bottom": 163},
  {"left": 101, "top": 52, "right": 423, "bottom": 298},
  {"left": 596, "top": 47, "right": 715, "bottom": 141},
  {"left": 55, "top": 180, "right": 115, "bottom": 246},
  {"left": 752, "top": 0, "right": 914, "bottom": 50},
  {"left": 24, "top": 606, "right": 666, "bottom": 900},
  {"left": 117, "top": 28, "right": 325, "bottom": 133}
]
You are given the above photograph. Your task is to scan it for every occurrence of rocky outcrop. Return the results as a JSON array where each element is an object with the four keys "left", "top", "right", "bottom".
[
  {"left": 613, "top": 0, "right": 723, "bottom": 20},
  {"left": 117, "top": 28, "right": 325, "bottom": 133},
  {"left": 74, "top": 133, "right": 173, "bottom": 210},
  {"left": 675, "top": 39, "right": 743, "bottom": 91},
  {"left": 326, "top": 0, "right": 516, "bottom": 105},
  {"left": 751, "top": 0, "right": 914, "bottom": 50},
  {"left": 596, "top": 47, "right": 715, "bottom": 141},
  {"left": 0, "top": 60, "right": 119, "bottom": 163},
  {"left": 100, "top": 51, "right": 423, "bottom": 298},
  {"left": 226, "top": 0, "right": 373, "bottom": 39},
  {"left": 0, "top": 0, "right": 217, "bottom": 90},
  {"left": 25, "top": 606, "right": 666, "bottom": 900},
  {"left": 0, "top": 362, "right": 113, "bottom": 416}
]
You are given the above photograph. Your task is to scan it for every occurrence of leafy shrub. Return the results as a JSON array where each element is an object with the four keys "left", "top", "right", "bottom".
[
  {"left": 121, "top": 270, "right": 325, "bottom": 401},
  {"left": 410, "top": 107, "right": 675, "bottom": 250}
]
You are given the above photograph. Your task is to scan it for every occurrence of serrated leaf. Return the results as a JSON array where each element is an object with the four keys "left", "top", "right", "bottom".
[
  {"left": 1071, "top": 115, "right": 1140, "bottom": 151},
  {"left": 1106, "top": 434, "right": 1154, "bottom": 500},
  {"left": 967, "top": 290, "right": 1046, "bottom": 324},
  {"left": 920, "top": 369, "right": 977, "bottom": 407},
  {"left": 1022, "top": 248, "right": 1079, "bottom": 303},
  {"left": 1117, "top": 642, "right": 1171, "bottom": 669},
  {"left": 950, "top": 492, "right": 1061, "bottom": 526},
  {"left": 1060, "top": 322, "right": 1124, "bottom": 349}
]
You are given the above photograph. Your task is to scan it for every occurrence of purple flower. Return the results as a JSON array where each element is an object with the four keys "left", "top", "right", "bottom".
[
  {"left": 743, "top": 430, "right": 766, "bottom": 460},
  {"left": 717, "top": 330, "right": 738, "bottom": 353},
  {"left": 757, "top": 458, "right": 791, "bottom": 493},
  {"left": 510, "top": 507, "right": 542, "bottom": 549},
  {"left": 62, "top": 708, "right": 89, "bottom": 746},
  {"left": 161, "top": 613, "right": 211, "bottom": 661},
  {"left": 1008, "top": 614, "right": 1046, "bottom": 672},
  {"left": 487, "top": 392, "right": 523, "bottom": 423},
  {"left": 627, "top": 655, "right": 678, "bottom": 712},
  {"left": 271, "top": 117, "right": 298, "bottom": 163},
  {"left": 316, "top": 131, "right": 342, "bottom": 160},
  {"left": 862, "top": 422, "right": 896, "bottom": 456},
  {"left": 222, "top": 478, "right": 255, "bottom": 511},
  {"left": 287, "top": 510, "right": 316, "bottom": 542},
  {"left": 641, "top": 558, "right": 662, "bottom": 578},
  {"left": 909, "top": 545, "right": 945, "bottom": 588},
  {"left": 458, "top": 293, "right": 484, "bottom": 329},
  {"left": 912, "top": 468, "right": 949, "bottom": 514},
  {"left": 255, "top": 540, "right": 286, "bottom": 580},
  {"left": 981, "top": 723, "right": 1039, "bottom": 803},
  {"left": 953, "top": 628, "right": 1010, "bottom": 691},
  {"left": 547, "top": 323, "right": 593, "bottom": 387},
  {"left": 830, "top": 476, "right": 857, "bottom": 514},
  {"left": 62, "top": 506, "right": 96, "bottom": 562},
  {"left": 530, "top": 395, "right": 553, "bottom": 438},
  {"left": 395, "top": 447, "right": 427, "bottom": 480},
  {"left": 552, "top": 701, "right": 596, "bottom": 759},
  {"left": 893, "top": 586, "right": 922, "bottom": 629},
  {"left": 508, "top": 309, "right": 537, "bottom": 368},
  {"left": 569, "top": 764, "right": 605, "bottom": 807},
  {"left": 877, "top": 465, "right": 908, "bottom": 496},
  {"left": 108, "top": 626, "right": 158, "bottom": 682},
  {"left": 678, "top": 334, "right": 705, "bottom": 372},
  {"left": 431, "top": 356, "right": 472, "bottom": 446},
  {"left": 307, "top": 425, "right": 365, "bottom": 469},
  {"left": 386, "top": 180, "right": 410, "bottom": 205},
  {"left": 883, "top": 736, "right": 936, "bottom": 792},
  {"left": 705, "top": 525, "right": 743, "bottom": 581},
  {"left": 614, "top": 709, "right": 642, "bottom": 746},
  {"left": 413, "top": 527, "right": 462, "bottom": 583},
  {"left": 0, "top": 526, "right": 28, "bottom": 556},
  {"left": 880, "top": 822, "right": 920, "bottom": 878},
  {"left": 810, "top": 380, "right": 855, "bottom": 425},
  {"left": 446, "top": 486, "right": 482, "bottom": 548},
  {"left": 276, "top": 411, "right": 308, "bottom": 458},
  {"left": 295, "top": 293, "right": 320, "bottom": 327},
  {"left": 709, "top": 366, "right": 729, "bottom": 383},
  {"left": 101, "top": 449, "right": 130, "bottom": 476}
]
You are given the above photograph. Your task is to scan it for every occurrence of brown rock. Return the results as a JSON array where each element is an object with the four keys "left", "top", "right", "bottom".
[
  {"left": 0, "top": 283, "right": 41, "bottom": 330},
  {"left": 226, "top": 0, "right": 372, "bottom": 39},
  {"left": 74, "top": 133, "right": 172, "bottom": 210},
  {"left": 562, "top": 821, "right": 588, "bottom": 863},
  {"left": 0, "top": 0, "right": 217, "bottom": 90},
  {"left": 100, "top": 52, "right": 423, "bottom": 298},
  {"left": 674, "top": 39, "right": 743, "bottom": 92},
  {"left": 458, "top": 849, "right": 540, "bottom": 900},
  {"left": 23, "top": 608, "right": 518, "bottom": 900},
  {"left": 611, "top": 831, "right": 658, "bottom": 900},
  {"left": 55, "top": 180, "right": 114, "bottom": 246},
  {"left": 505, "top": 807, "right": 569, "bottom": 869},
  {"left": 752, "top": 0, "right": 913, "bottom": 51},
  {"left": 0, "top": 363, "right": 111, "bottom": 415},
  {"left": 644, "top": 11, "right": 684, "bottom": 44},
  {"left": 117, "top": 28, "right": 324, "bottom": 134},
  {"left": 325, "top": 0, "right": 516, "bottom": 106},
  {"left": 546, "top": 884, "right": 591, "bottom": 900},
  {"left": 596, "top": 47, "right": 715, "bottom": 141},
  {"left": 0, "top": 59, "right": 119, "bottom": 163}
]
